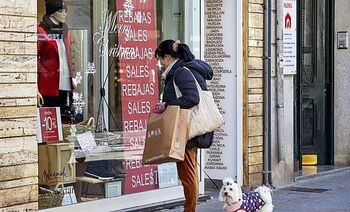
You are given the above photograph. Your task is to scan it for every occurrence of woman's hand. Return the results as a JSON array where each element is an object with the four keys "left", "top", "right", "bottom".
[{"left": 153, "top": 102, "right": 166, "bottom": 114}]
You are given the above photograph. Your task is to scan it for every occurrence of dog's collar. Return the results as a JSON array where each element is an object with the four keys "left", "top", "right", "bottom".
[{"left": 225, "top": 199, "right": 242, "bottom": 212}]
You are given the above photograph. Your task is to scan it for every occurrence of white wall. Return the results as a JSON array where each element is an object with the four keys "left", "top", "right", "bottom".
[
  {"left": 270, "top": 1, "right": 294, "bottom": 186},
  {"left": 334, "top": 0, "right": 350, "bottom": 165}
]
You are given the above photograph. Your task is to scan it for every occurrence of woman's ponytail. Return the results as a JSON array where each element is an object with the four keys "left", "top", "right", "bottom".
[
  {"left": 176, "top": 42, "right": 195, "bottom": 62},
  {"left": 155, "top": 39, "right": 195, "bottom": 62}
]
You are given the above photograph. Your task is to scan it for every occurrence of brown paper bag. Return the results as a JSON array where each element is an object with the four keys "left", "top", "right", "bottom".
[{"left": 142, "top": 106, "right": 191, "bottom": 165}]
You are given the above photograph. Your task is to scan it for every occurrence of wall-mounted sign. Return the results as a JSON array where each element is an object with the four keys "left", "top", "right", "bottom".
[
  {"left": 204, "top": 0, "right": 237, "bottom": 180},
  {"left": 283, "top": 0, "right": 297, "bottom": 74},
  {"left": 37, "top": 107, "right": 63, "bottom": 143}
]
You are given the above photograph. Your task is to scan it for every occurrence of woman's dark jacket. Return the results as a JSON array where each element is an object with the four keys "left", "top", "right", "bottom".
[{"left": 162, "top": 59, "right": 213, "bottom": 148}]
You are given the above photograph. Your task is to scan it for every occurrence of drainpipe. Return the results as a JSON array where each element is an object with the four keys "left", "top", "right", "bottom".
[
  {"left": 276, "top": 0, "right": 284, "bottom": 162},
  {"left": 263, "top": 0, "right": 272, "bottom": 185}
]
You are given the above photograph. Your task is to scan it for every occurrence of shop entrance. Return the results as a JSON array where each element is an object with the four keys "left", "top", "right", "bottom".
[{"left": 296, "top": 0, "right": 334, "bottom": 168}]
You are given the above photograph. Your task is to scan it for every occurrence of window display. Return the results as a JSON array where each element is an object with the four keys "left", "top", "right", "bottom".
[{"left": 36, "top": 0, "right": 200, "bottom": 209}]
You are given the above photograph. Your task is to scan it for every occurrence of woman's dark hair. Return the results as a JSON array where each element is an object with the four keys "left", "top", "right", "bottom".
[{"left": 155, "top": 39, "right": 195, "bottom": 62}]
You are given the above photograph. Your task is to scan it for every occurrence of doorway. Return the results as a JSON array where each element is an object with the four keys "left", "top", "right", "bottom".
[{"left": 295, "top": 0, "right": 334, "bottom": 169}]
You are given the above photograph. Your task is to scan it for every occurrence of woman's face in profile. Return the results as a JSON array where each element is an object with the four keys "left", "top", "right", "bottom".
[
  {"left": 51, "top": 9, "right": 67, "bottom": 23},
  {"left": 158, "top": 54, "right": 172, "bottom": 70}
]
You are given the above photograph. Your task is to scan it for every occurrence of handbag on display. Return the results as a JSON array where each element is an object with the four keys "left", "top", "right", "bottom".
[{"left": 173, "top": 68, "right": 224, "bottom": 140}]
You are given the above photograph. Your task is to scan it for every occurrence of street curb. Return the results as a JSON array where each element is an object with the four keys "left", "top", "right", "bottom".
[
  {"left": 294, "top": 166, "right": 350, "bottom": 182},
  {"left": 119, "top": 194, "right": 211, "bottom": 212}
]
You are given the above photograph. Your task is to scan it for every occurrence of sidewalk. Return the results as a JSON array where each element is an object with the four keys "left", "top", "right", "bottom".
[{"left": 163, "top": 168, "right": 350, "bottom": 212}]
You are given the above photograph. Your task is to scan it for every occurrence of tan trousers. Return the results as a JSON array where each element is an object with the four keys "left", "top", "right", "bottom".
[{"left": 177, "top": 148, "right": 198, "bottom": 212}]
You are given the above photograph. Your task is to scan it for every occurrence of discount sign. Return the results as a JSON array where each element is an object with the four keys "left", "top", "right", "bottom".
[{"left": 37, "top": 107, "right": 63, "bottom": 143}]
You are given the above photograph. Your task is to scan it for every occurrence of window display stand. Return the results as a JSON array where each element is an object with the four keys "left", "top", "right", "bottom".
[
  {"left": 77, "top": 176, "right": 122, "bottom": 199},
  {"left": 74, "top": 158, "right": 124, "bottom": 202},
  {"left": 95, "top": 55, "right": 121, "bottom": 133}
]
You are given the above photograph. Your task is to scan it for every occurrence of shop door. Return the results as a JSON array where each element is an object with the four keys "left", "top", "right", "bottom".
[{"left": 296, "top": 0, "right": 333, "bottom": 165}]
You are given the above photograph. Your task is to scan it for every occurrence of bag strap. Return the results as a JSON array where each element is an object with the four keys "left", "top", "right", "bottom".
[{"left": 173, "top": 67, "right": 203, "bottom": 98}]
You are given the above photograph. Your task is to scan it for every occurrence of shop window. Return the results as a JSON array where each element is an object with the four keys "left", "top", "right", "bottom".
[{"left": 36, "top": 0, "right": 200, "bottom": 209}]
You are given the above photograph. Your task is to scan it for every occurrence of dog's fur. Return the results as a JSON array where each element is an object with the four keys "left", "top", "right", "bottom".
[{"left": 219, "top": 178, "right": 273, "bottom": 212}]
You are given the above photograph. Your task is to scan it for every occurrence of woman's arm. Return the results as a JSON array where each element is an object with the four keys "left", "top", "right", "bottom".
[{"left": 166, "top": 67, "right": 200, "bottom": 109}]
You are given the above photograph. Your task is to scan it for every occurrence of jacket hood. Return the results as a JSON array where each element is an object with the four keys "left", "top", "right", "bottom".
[{"left": 184, "top": 59, "right": 213, "bottom": 80}]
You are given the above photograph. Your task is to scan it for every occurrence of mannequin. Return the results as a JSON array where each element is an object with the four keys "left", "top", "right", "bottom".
[{"left": 37, "top": 0, "right": 76, "bottom": 123}]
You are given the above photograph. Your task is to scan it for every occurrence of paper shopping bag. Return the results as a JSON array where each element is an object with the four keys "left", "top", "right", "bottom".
[
  {"left": 170, "top": 108, "right": 191, "bottom": 160},
  {"left": 142, "top": 106, "right": 191, "bottom": 165}
]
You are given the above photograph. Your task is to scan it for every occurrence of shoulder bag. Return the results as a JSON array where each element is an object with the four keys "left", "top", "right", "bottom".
[{"left": 173, "top": 68, "right": 224, "bottom": 139}]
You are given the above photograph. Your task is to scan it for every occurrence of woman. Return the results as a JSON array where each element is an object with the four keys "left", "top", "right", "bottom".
[{"left": 155, "top": 40, "right": 213, "bottom": 212}]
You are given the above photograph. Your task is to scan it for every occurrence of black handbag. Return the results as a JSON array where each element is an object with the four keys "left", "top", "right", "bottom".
[{"left": 186, "top": 131, "right": 214, "bottom": 149}]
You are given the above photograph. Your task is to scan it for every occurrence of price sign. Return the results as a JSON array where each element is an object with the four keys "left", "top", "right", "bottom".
[
  {"left": 76, "top": 131, "right": 97, "bottom": 152},
  {"left": 62, "top": 186, "right": 77, "bottom": 206},
  {"left": 37, "top": 107, "right": 63, "bottom": 143}
]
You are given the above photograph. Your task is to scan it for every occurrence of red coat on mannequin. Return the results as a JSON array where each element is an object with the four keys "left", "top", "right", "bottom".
[{"left": 37, "top": 26, "right": 74, "bottom": 97}]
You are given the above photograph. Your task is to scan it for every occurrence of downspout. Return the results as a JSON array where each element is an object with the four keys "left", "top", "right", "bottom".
[
  {"left": 263, "top": 0, "right": 272, "bottom": 184},
  {"left": 276, "top": 0, "right": 284, "bottom": 162}
]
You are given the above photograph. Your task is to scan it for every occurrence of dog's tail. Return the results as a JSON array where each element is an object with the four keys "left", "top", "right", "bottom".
[{"left": 254, "top": 186, "right": 273, "bottom": 204}]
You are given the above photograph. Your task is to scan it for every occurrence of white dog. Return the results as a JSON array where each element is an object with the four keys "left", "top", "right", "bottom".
[{"left": 219, "top": 178, "right": 273, "bottom": 212}]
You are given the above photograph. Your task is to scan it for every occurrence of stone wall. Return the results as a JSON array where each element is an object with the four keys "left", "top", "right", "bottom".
[
  {"left": 244, "top": 0, "right": 264, "bottom": 186},
  {"left": 0, "top": 1, "right": 38, "bottom": 211}
]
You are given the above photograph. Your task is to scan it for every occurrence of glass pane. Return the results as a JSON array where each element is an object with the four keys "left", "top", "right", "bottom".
[
  {"left": 301, "top": 0, "right": 314, "bottom": 85},
  {"left": 302, "top": 0, "right": 313, "bottom": 48},
  {"left": 37, "top": 0, "right": 200, "bottom": 209},
  {"left": 301, "top": 98, "right": 315, "bottom": 146}
]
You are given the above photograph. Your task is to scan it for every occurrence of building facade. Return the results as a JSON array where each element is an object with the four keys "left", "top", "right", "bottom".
[
  {"left": 0, "top": 0, "right": 250, "bottom": 211},
  {"left": 4, "top": 0, "right": 350, "bottom": 211},
  {"left": 269, "top": 0, "right": 350, "bottom": 187}
]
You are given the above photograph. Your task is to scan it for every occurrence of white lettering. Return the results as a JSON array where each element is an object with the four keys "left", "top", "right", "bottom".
[
  {"left": 125, "top": 157, "right": 142, "bottom": 169},
  {"left": 129, "top": 136, "right": 145, "bottom": 150},
  {"left": 122, "top": 83, "right": 155, "bottom": 96},
  {"left": 126, "top": 65, "right": 150, "bottom": 78},
  {"left": 127, "top": 101, "right": 151, "bottom": 115},
  {"left": 131, "top": 169, "right": 158, "bottom": 188},
  {"left": 124, "top": 119, "right": 147, "bottom": 132}
]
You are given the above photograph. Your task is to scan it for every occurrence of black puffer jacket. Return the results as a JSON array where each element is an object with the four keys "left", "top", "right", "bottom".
[
  {"left": 163, "top": 59, "right": 213, "bottom": 107},
  {"left": 162, "top": 59, "right": 213, "bottom": 148}
]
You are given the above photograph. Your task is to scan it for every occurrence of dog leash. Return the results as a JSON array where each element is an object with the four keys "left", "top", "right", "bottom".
[{"left": 197, "top": 162, "right": 220, "bottom": 189}]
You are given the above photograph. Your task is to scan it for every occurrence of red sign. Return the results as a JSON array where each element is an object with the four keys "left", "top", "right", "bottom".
[
  {"left": 37, "top": 107, "right": 63, "bottom": 143},
  {"left": 124, "top": 155, "right": 159, "bottom": 194},
  {"left": 285, "top": 13, "right": 291, "bottom": 29},
  {"left": 116, "top": 0, "right": 159, "bottom": 194}
]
